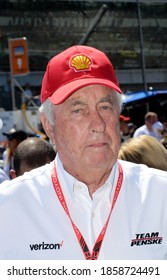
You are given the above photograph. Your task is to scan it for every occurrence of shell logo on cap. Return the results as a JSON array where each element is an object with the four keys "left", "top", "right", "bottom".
[{"left": 70, "top": 54, "right": 92, "bottom": 72}]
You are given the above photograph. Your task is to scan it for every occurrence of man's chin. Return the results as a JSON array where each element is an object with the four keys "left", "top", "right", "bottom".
[{"left": 85, "top": 157, "right": 111, "bottom": 169}]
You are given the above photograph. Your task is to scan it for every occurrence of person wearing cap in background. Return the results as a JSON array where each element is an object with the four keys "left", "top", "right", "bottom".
[
  {"left": 0, "top": 118, "right": 10, "bottom": 184},
  {"left": 0, "top": 45, "right": 167, "bottom": 260},
  {"left": 128, "top": 122, "right": 137, "bottom": 138},
  {"left": 119, "top": 114, "right": 131, "bottom": 143},
  {"left": 2, "top": 129, "right": 27, "bottom": 178}
]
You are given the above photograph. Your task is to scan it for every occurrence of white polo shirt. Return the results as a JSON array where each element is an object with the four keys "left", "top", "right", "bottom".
[
  {"left": 133, "top": 124, "right": 158, "bottom": 139},
  {"left": 0, "top": 156, "right": 167, "bottom": 260},
  {"left": 153, "top": 121, "right": 163, "bottom": 141}
]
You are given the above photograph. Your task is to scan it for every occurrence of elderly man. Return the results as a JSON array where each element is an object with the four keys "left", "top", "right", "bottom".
[{"left": 0, "top": 46, "right": 167, "bottom": 260}]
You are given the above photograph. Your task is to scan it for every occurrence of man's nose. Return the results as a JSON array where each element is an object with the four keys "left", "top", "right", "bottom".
[{"left": 89, "top": 110, "right": 106, "bottom": 133}]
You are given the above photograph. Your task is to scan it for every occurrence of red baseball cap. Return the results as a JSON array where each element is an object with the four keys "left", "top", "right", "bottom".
[
  {"left": 119, "top": 115, "right": 130, "bottom": 122},
  {"left": 40, "top": 45, "right": 122, "bottom": 104}
]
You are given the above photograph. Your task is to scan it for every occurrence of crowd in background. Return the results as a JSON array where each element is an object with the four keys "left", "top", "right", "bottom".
[
  {"left": 0, "top": 124, "right": 56, "bottom": 183},
  {"left": 120, "top": 111, "right": 167, "bottom": 147}
]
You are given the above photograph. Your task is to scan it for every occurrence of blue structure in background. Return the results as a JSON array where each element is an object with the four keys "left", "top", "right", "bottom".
[{"left": 122, "top": 90, "right": 167, "bottom": 104}]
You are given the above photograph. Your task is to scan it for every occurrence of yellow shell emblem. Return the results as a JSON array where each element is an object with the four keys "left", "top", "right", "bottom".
[{"left": 70, "top": 54, "right": 92, "bottom": 72}]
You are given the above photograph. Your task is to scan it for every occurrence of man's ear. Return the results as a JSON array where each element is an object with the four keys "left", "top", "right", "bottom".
[
  {"left": 40, "top": 112, "right": 55, "bottom": 143},
  {"left": 10, "top": 169, "right": 16, "bottom": 179}
]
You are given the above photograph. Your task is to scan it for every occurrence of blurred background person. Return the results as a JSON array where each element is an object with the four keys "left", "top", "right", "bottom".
[
  {"left": 0, "top": 168, "right": 9, "bottom": 184},
  {"left": 2, "top": 129, "right": 27, "bottom": 178},
  {"left": 133, "top": 112, "right": 163, "bottom": 140},
  {"left": 161, "top": 138, "right": 167, "bottom": 150},
  {"left": 119, "top": 114, "right": 131, "bottom": 143},
  {"left": 160, "top": 128, "right": 167, "bottom": 150},
  {"left": 128, "top": 122, "right": 137, "bottom": 138},
  {"left": 0, "top": 118, "right": 10, "bottom": 183},
  {"left": 152, "top": 112, "right": 163, "bottom": 141},
  {"left": 23, "top": 82, "right": 33, "bottom": 104},
  {"left": 10, "top": 137, "right": 56, "bottom": 178},
  {"left": 118, "top": 135, "right": 167, "bottom": 171}
]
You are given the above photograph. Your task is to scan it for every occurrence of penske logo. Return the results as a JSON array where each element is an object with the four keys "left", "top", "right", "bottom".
[
  {"left": 131, "top": 232, "right": 163, "bottom": 246},
  {"left": 29, "top": 241, "right": 64, "bottom": 251}
]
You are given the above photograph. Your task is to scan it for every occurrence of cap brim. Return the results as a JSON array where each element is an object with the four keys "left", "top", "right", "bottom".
[
  {"left": 2, "top": 133, "right": 14, "bottom": 140},
  {"left": 120, "top": 118, "right": 130, "bottom": 122},
  {"left": 49, "top": 78, "right": 122, "bottom": 104},
  {"left": 3, "top": 133, "right": 10, "bottom": 137}
]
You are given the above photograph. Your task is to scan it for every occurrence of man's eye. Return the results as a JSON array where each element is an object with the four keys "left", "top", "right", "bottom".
[
  {"left": 72, "top": 108, "right": 82, "bottom": 113},
  {"left": 101, "top": 105, "right": 111, "bottom": 110}
]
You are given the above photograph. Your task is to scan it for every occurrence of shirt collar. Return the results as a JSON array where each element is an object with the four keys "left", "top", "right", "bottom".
[{"left": 55, "top": 154, "right": 119, "bottom": 200}]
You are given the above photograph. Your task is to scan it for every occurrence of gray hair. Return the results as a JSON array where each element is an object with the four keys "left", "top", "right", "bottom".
[
  {"left": 115, "top": 90, "right": 123, "bottom": 112},
  {"left": 39, "top": 90, "right": 123, "bottom": 125},
  {"left": 39, "top": 99, "right": 55, "bottom": 126}
]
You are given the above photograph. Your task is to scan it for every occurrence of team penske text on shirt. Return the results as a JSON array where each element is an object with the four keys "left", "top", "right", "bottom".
[
  {"left": 131, "top": 232, "right": 163, "bottom": 246},
  {"left": 29, "top": 241, "right": 64, "bottom": 251}
]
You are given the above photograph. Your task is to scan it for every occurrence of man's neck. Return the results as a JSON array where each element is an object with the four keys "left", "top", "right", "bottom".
[{"left": 56, "top": 155, "right": 116, "bottom": 198}]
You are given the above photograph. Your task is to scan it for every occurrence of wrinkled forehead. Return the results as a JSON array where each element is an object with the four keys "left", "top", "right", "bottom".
[{"left": 64, "top": 84, "right": 118, "bottom": 102}]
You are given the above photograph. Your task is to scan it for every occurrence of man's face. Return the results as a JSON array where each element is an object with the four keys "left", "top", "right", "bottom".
[
  {"left": 8, "top": 138, "right": 20, "bottom": 151},
  {"left": 120, "top": 121, "right": 129, "bottom": 133},
  {"left": 51, "top": 85, "right": 121, "bottom": 177}
]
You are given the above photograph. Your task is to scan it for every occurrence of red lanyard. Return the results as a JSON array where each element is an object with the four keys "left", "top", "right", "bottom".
[{"left": 51, "top": 161, "right": 123, "bottom": 260}]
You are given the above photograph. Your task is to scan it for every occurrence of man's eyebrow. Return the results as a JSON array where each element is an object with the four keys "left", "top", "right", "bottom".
[
  {"left": 67, "top": 99, "right": 86, "bottom": 107},
  {"left": 99, "top": 96, "right": 114, "bottom": 103}
]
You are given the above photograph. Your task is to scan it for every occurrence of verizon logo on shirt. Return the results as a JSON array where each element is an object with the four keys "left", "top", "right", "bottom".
[{"left": 29, "top": 241, "right": 64, "bottom": 251}]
